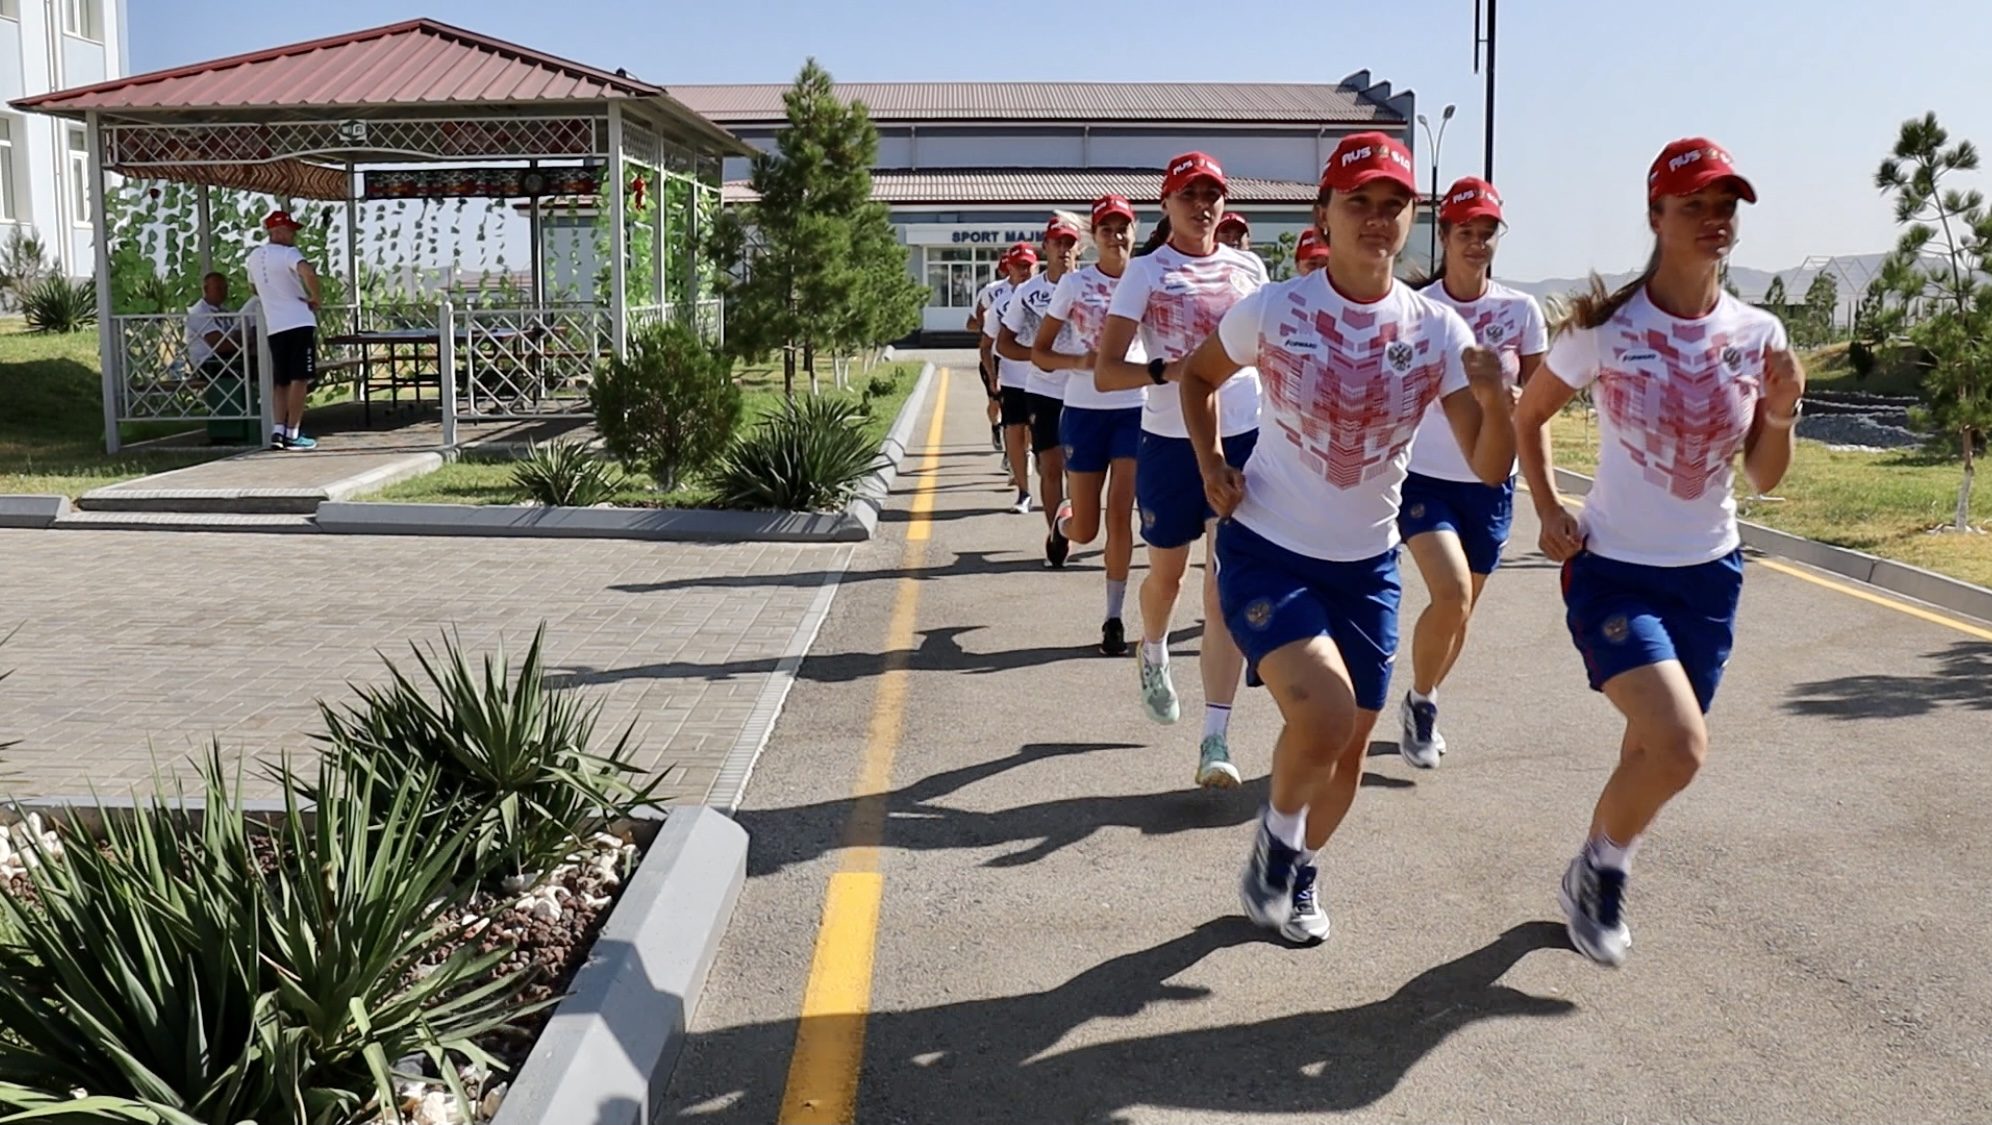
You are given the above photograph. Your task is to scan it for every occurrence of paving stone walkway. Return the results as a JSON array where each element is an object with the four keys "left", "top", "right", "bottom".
[{"left": 0, "top": 529, "right": 848, "bottom": 803}]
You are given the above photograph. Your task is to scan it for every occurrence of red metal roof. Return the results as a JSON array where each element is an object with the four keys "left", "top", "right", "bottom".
[
  {"left": 724, "top": 168, "right": 1320, "bottom": 207},
  {"left": 13, "top": 18, "right": 666, "bottom": 115},
  {"left": 673, "top": 81, "right": 1398, "bottom": 125}
]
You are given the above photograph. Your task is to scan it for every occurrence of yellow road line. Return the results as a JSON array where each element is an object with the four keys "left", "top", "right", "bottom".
[
  {"left": 778, "top": 367, "right": 950, "bottom": 1124},
  {"left": 1523, "top": 481, "right": 1992, "bottom": 641}
]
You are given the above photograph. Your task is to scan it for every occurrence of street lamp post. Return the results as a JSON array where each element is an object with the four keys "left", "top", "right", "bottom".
[{"left": 1417, "top": 104, "right": 1456, "bottom": 273}]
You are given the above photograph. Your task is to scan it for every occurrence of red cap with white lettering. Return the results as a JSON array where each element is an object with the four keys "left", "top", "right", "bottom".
[
  {"left": 1319, "top": 132, "right": 1418, "bottom": 194},
  {"left": 1295, "top": 228, "right": 1329, "bottom": 263},
  {"left": 1045, "top": 216, "right": 1082, "bottom": 244},
  {"left": 1217, "top": 212, "right": 1250, "bottom": 235},
  {"left": 1006, "top": 242, "right": 1038, "bottom": 266},
  {"left": 1091, "top": 194, "right": 1136, "bottom": 227},
  {"left": 1439, "top": 177, "right": 1504, "bottom": 225},
  {"left": 1647, "top": 138, "right": 1757, "bottom": 203},
  {"left": 1161, "top": 151, "right": 1227, "bottom": 197}
]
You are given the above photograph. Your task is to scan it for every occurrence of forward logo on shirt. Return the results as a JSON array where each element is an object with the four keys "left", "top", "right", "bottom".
[
  {"left": 1279, "top": 334, "right": 1322, "bottom": 353},
  {"left": 1385, "top": 340, "right": 1415, "bottom": 373},
  {"left": 1621, "top": 350, "right": 1660, "bottom": 363}
]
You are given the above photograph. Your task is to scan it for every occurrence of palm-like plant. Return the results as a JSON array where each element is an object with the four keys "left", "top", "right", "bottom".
[{"left": 711, "top": 394, "right": 884, "bottom": 512}]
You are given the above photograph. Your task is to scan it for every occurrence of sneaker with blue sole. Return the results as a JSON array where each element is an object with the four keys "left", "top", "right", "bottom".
[
  {"left": 1558, "top": 853, "right": 1632, "bottom": 967},
  {"left": 1196, "top": 734, "right": 1240, "bottom": 789},
  {"left": 1239, "top": 818, "right": 1300, "bottom": 932},
  {"left": 285, "top": 434, "right": 318, "bottom": 451},
  {"left": 1280, "top": 863, "right": 1330, "bottom": 945},
  {"left": 1138, "top": 652, "right": 1179, "bottom": 724}
]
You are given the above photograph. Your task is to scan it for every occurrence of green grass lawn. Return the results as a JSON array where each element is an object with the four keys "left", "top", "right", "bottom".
[
  {"left": 0, "top": 322, "right": 236, "bottom": 497},
  {"left": 1549, "top": 410, "right": 1992, "bottom": 588},
  {"left": 372, "top": 360, "right": 925, "bottom": 509},
  {"left": 1798, "top": 340, "right": 1925, "bottom": 397}
]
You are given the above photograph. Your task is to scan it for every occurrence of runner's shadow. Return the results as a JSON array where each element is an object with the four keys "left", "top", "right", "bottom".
[
  {"left": 1783, "top": 641, "right": 1992, "bottom": 720},
  {"left": 663, "top": 920, "right": 1575, "bottom": 1122},
  {"left": 607, "top": 549, "right": 1049, "bottom": 595}
]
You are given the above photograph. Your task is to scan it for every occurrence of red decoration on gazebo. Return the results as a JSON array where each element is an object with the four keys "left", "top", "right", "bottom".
[{"left": 629, "top": 173, "right": 649, "bottom": 211}]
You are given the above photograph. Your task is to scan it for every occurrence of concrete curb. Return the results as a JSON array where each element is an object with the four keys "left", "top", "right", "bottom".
[
  {"left": 317, "top": 361, "right": 939, "bottom": 544},
  {"left": 0, "top": 495, "right": 69, "bottom": 529},
  {"left": 492, "top": 807, "right": 748, "bottom": 1125},
  {"left": 1551, "top": 467, "right": 1992, "bottom": 624},
  {"left": 76, "top": 451, "right": 445, "bottom": 515}
]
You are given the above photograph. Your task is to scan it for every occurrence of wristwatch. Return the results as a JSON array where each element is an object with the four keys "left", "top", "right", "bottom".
[
  {"left": 1765, "top": 399, "right": 1803, "bottom": 427},
  {"left": 1147, "top": 357, "right": 1169, "bottom": 385}
]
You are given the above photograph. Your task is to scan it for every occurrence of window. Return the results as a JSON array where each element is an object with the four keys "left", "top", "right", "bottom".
[
  {"left": 925, "top": 247, "right": 1008, "bottom": 308},
  {"left": 61, "top": 0, "right": 100, "bottom": 40},
  {"left": 0, "top": 0, "right": 20, "bottom": 21},
  {"left": 67, "top": 128, "right": 89, "bottom": 224},
  {"left": 0, "top": 119, "right": 15, "bottom": 223}
]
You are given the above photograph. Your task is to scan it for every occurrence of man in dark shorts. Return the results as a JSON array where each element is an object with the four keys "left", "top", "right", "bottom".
[{"left": 245, "top": 210, "right": 323, "bottom": 451}]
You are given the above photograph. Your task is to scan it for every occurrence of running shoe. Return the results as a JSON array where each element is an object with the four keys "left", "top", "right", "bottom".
[
  {"left": 1138, "top": 651, "right": 1179, "bottom": 724},
  {"left": 1399, "top": 693, "right": 1444, "bottom": 769},
  {"left": 1196, "top": 734, "right": 1240, "bottom": 789},
  {"left": 1013, "top": 492, "right": 1033, "bottom": 515},
  {"left": 1099, "top": 617, "right": 1127, "bottom": 657},
  {"left": 284, "top": 434, "right": 318, "bottom": 451},
  {"left": 1239, "top": 817, "right": 1300, "bottom": 932},
  {"left": 991, "top": 423, "right": 1003, "bottom": 450},
  {"left": 269, "top": 433, "right": 286, "bottom": 451},
  {"left": 1045, "top": 525, "right": 1070, "bottom": 568},
  {"left": 1558, "top": 853, "right": 1632, "bottom": 968},
  {"left": 1281, "top": 863, "right": 1331, "bottom": 945}
]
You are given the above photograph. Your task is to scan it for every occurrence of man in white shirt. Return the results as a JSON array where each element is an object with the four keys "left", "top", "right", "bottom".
[
  {"left": 185, "top": 272, "right": 246, "bottom": 376},
  {"left": 244, "top": 210, "right": 323, "bottom": 451}
]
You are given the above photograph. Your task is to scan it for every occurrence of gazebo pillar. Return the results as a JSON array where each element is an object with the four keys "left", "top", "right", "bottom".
[
  {"left": 607, "top": 103, "right": 628, "bottom": 359},
  {"left": 85, "top": 111, "right": 118, "bottom": 455},
  {"left": 196, "top": 184, "right": 212, "bottom": 275},
  {"left": 344, "top": 163, "right": 360, "bottom": 336}
]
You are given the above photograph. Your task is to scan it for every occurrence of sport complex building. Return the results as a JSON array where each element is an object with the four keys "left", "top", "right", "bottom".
[{"left": 671, "top": 75, "right": 1434, "bottom": 343}]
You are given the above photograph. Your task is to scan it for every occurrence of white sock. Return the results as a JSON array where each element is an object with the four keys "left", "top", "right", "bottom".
[
  {"left": 1410, "top": 686, "right": 1436, "bottom": 706},
  {"left": 1264, "top": 805, "right": 1306, "bottom": 851},
  {"left": 1297, "top": 847, "right": 1319, "bottom": 869},
  {"left": 278, "top": 425, "right": 294, "bottom": 439},
  {"left": 1202, "top": 703, "right": 1231, "bottom": 741},
  {"left": 1105, "top": 579, "right": 1127, "bottom": 620},
  {"left": 1586, "top": 834, "right": 1640, "bottom": 873},
  {"left": 1141, "top": 639, "right": 1168, "bottom": 666}
]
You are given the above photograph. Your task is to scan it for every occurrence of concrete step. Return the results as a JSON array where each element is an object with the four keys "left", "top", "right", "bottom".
[
  {"left": 73, "top": 489, "right": 327, "bottom": 514},
  {"left": 51, "top": 510, "right": 319, "bottom": 534}
]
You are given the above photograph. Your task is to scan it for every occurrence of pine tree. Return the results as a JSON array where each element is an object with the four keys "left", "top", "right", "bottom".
[
  {"left": 1761, "top": 273, "right": 1787, "bottom": 310},
  {"left": 1802, "top": 271, "right": 1840, "bottom": 345},
  {"left": 1876, "top": 111, "right": 1992, "bottom": 533}
]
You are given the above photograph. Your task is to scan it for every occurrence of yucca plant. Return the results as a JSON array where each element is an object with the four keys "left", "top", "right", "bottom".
[
  {"left": 0, "top": 749, "right": 534, "bottom": 1124},
  {"left": 305, "top": 625, "right": 659, "bottom": 885},
  {"left": 712, "top": 394, "right": 884, "bottom": 512},
  {"left": 21, "top": 275, "right": 97, "bottom": 334},
  {"left": 511, "top": 440, "right": 623, "bottom": 507}
]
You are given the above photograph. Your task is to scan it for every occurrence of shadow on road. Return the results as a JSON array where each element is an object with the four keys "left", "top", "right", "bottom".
[
  {"left": 665, "top": 919, "right": 1575, "bottom": 1122},
  {"left": 734, "top": 739, "right": 1410, "bottom": 877},
  {"left": 1783, "top": 641, "right": 1992, "bottom": 720}
]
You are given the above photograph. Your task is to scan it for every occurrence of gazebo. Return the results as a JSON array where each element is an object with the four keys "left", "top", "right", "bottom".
[{"left": 12, "top": 18, "right": 750, "bottom": 452}]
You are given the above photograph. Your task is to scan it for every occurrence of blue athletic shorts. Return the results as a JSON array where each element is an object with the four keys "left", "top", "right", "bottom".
[
  {"left": 1215, "top": 518, "right": 1402, "bottom": 712},
  {"left": 1061, "top": 405, "right": 1143, "bottom": 474},
  {"left": 1136, "top": 429, "right": 1259, "bottom": 550},
  {"left": 1560, "top": 547, "right": 1745, "bottom": 714},
  {"left": 1397, "top": 471, "right": 1516, "bottom": 575}
]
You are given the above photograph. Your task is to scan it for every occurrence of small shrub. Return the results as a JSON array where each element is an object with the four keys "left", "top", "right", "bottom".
[
  {"left": 21, "top": 275, "right": 96, "bottom": 334},
  {"left": 712, "top": 394, "right": 884, "bottom": 512},
  {"left": 0, "top": 228, "right": 51, "bottom": 310},
  {"left": 512, "top": 440, "right": 622, "bottom": 507},
  {"left": 867, "top": 371, "right": 898, "bottom": 398},
  {"left": 306, "top": 625, "right": 660, "bottom": 884},
  {"left": 589, "top": 322, "right": 742, "bottom": 491}
]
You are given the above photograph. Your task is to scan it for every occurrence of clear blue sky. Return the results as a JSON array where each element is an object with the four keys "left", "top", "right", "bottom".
[{"left": 131, "top": 0, "right": 1992, "bottom": 283}]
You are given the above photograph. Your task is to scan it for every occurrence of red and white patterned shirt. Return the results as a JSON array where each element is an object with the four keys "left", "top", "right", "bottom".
[
  {"left": 1218, "top": 275, "right": 1473, "bottom": 560},
  {"left": 1547, "top": 289, "right": 1788, "bottom": 566},
  {"left": 1047, "top": 264, "right": 1148, "bottom": 410},
  {"left": 1108, "top": 243, "right": 1265, "bottom": 438},
  {"left": 1408, "top": 279, "right": 1548, "bottom": 482}
]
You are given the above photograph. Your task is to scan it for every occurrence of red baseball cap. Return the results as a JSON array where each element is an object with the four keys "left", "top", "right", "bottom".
[
  {"left": 263, "top": 209, "right": 303, "bottom": 230},
  {"left": 1161, "top": 151, "right": 1227, "bottom": 197},
  {"left": 1319, "top": 131, "right": 1418, "bottom": 194},
  {"left": 1006, "top": 242, "right": 1039, "bottom": 266},
  {"left": 1044, "top": 216, "right": 1082, "bottom": 244},
  {"left": 1217, "top": 212, "right": 1250, "bottom": 235},
  {"left": 1648, "top": 137, "right": 1757, "bottom": 203},
  {"left": 1439, "top": 177, "right": 1504, "bottom": 225},
  {"left": 1091, "top": 194, "right": 1136, "bottom": 226},
  {"left": 1295, "top": 228, "right": 1330, "bottom": 263}
]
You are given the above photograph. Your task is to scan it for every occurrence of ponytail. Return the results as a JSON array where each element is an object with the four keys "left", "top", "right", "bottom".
[
  {"left": 1566, "top": 244, "right": 1660, "bottom": 333},
  {"left": 1136, "top": 215, "right": 1172, "bottom": 257}
]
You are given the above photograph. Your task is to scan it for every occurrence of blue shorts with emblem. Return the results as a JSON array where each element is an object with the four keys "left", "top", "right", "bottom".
[
  {"left": 1560, "top": 548, "right": 1745, "bottom": 714},
  {"left": 1397, "top": 471, "right": 1516, "bottom": 575},
  {"left": 1061, "top": 406, "right": 1143, "bottom": 474},
  {"left": 1136, "top": 429, "right": 1259, "bottom": 550},
  {"left": 1214, "top": 518, "right": 1402, "bottom": 712}
]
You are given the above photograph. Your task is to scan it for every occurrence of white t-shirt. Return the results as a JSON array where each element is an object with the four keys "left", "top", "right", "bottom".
[
  {"left": 1107, "top": 243, "right": 1265, "bottom": 438},
  {"left": 244, "top": 243, "right": 315, "bottom": 334},
  {"left": 1547, "top": 289, "right": 1788, "bottom": 567},
  {"left": 1407, "top": 280, "right": 1549, "bottom": 482},
  {"left": 983, "top": 280, "right": 1034, "bottom": 390},
  {"left": 1047, "top": 264, "right": 1148, "bottom": 411},
  {"left": 1217, "top": 274, "right": 1473, "bottom": 561},
  {"left": 1001, "top": 271, "right": 1070, "bottom": 399},
  {"left": 185, "top": 299, "right": 239, "bottom": 366}
]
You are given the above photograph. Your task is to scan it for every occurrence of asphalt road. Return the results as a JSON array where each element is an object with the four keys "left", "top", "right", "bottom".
[{"left": 665, "top": 353, "right": 1992, "bottom": 1124}]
